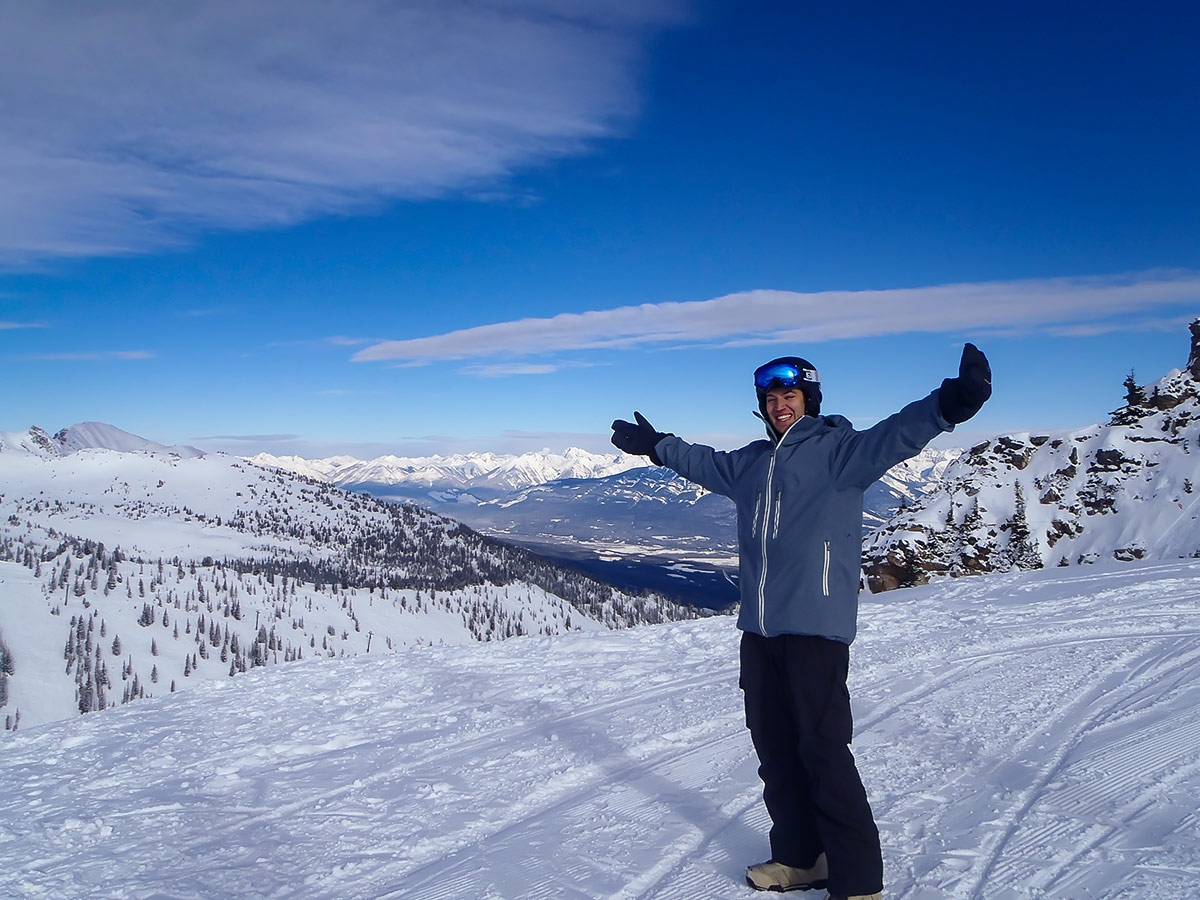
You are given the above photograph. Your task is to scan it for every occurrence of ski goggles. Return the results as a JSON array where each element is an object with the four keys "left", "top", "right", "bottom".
[{"left": 753, "top": 361, "right": 819, "bottom": 391}]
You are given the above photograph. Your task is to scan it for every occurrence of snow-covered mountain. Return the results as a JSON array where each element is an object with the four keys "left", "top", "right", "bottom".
[
  {"left": 864, "top": 446, "right": 961, "bottom": 528},
  {"left": 250, "top": 446, "right": 643, "bottom": 499},
  {"left": 863, "top": 317, "right": 1200, "bottom": 591},
  {"left": 0, "top": 432, "right": 696, "bottom": 730},
  {"left": 0, "top": 422, "right": 205, "bottom": 459},
  {"left": 471, "top": 465, "right": 738, "bottom": 553},
  {"left": 3, "top": 557, "right": 1198, "bottom": 899}
]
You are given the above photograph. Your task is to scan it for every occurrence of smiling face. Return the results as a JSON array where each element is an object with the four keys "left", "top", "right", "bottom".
[{"left": 765, "top": 386, "right": 806, "bottom": 433}]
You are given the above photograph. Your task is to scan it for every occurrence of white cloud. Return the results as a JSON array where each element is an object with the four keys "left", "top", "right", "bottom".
[
  {"left": 0, "top": 0, "right": 686, "bottom": 266},
  {"left": 353, "top": 270, "right": 1200, "bottom": 364},
  {"left": 461, "top": 362, "right": 563, "bottom": 377},
  {"left": 194, "top": 433, "right": 303, "bottom": 443},
  {"left": 1043, "top": 314, "right": 1198, "bottom": 338}
]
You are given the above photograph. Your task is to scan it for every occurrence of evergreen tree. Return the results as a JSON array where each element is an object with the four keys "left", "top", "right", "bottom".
[
  {"left": 1123, "top": 369, "right": 1147, "bottom": 407},
  {"left": 0, "top": 634, "right": 13, "bottom": 677},
  {"left": 0, "top": 632, "right": 11, "bottom": 708},
  {"left": 1008, "top": 483, "right": 1042, "bottom": 570}
]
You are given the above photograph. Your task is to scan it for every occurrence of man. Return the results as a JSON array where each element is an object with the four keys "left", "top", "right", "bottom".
[{"left": 611, "top": 345, "right": 991, "bottom": 900}]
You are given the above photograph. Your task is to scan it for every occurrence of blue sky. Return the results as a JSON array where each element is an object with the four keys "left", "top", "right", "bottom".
[{"left": 2, "top": 0, "right": 1198, "bottom": 458}]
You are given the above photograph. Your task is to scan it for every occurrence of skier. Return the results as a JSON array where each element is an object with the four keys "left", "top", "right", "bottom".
[{"left": 610, "top": 344, "right": 991, "bottom": 900}]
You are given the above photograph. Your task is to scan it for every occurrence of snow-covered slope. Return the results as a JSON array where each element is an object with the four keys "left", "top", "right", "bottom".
[
  {"left": 864, "top": 318, "right": 1200, "bottom": 591},
  {"left": 2, "top": 558, "right": 1198, "bottom": 899},
  {"left": 0, "top": 434, "right": 694, "bottom": 729}
]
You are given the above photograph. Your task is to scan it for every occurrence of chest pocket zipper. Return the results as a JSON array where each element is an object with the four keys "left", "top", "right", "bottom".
[
  {"left": 751, "top": 491, "right": 763, "bottom": 538},
  {"left": 771, "top": 492, "right": 782, "bottom": 539},
  {"left": 822, "top": 541, "right": 831, "bottom": 596}
]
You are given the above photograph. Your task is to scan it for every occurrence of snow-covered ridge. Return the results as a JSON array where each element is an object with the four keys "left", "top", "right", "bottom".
[
  {"left": 0, "top": 422, "right": 204, "bottom": 459},
  {"left": 0, "top": 430, "right": 697, "bottom": 729},
  {"left": 863, "top": 317, "right": 1200, "bottom": 590},
  {"left": 249, "top": 445, "right": 643, "bottom": 495}
]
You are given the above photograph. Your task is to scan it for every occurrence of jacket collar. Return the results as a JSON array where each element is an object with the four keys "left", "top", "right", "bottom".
[{"left": 754, "top": 411, "right": 822, "bottom": 447}]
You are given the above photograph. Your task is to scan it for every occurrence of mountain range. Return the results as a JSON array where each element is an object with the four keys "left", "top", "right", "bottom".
[{"left": 248, "top": 445, "right": 643, "bottom": 499}]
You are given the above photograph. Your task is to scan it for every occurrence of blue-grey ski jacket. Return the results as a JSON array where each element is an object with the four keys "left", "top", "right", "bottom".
[{"left": 654, "top": 390, "right": 953, "bottom": 644}]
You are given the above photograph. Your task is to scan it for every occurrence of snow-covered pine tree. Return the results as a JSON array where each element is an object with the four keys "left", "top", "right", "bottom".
[
  {"left": 1007, "top": 483, "right": 1042, "bottom": 570},
  {"left": 0, "top": 631, "right": 12, "bottom": 708}
]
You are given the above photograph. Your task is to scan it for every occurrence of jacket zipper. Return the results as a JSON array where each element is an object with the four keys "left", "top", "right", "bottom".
[
  {"left": 822, "top": 540, "right": 831, "bottom": 597},
  {"left": 757, "top": 420, "right": 801, "bottom": 636},
  {"left": 751, "top": 491, "right": 763, "bottom": 538},
  {"left": 757, "top": 447, "right": 781, "bottom": 635},
  {"left": 771, "top": 492, "right": 782, "bottom": 540}
]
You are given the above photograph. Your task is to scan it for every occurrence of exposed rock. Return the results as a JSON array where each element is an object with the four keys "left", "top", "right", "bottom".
[
  {"left": 1113, "top": 546, "right": 1146, "bottom": 561},
  {"left": 994, "top": 436, "right": 1035, "bottom": 470},
  {"left": 1088, "top": 448, "right": 1133, "bottom": 473}
]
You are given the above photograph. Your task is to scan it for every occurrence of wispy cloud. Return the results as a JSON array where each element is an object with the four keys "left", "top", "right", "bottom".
[
  {"left": 194, "top": 433, "right": 302, "bottom": 443},
  {"left": 0, "top": 0, "right": 686, "bottom": 267},
  {"left": 465, "top": 362, "right": 564, "bottom": 376},
  {"left": 23, "top": 350, "right": 155, "bottom": 361},
  {"left": 353, "top": 270, "right": 1200, "bottom": 364},
  {"left": 1044, "top": 313, "right": 1198, "bottom": 338},
  {"left": 461, "top": 362, "right": 562, "bottom": 377},
  {"left": 458, "top": 359, "right": 606, "bottom": 377},
  {"left": 0, "top": 321, "right": 48, "bottom": 330}
]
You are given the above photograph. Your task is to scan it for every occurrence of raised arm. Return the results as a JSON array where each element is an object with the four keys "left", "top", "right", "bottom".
[
  {"left": 831, "top": 343, "right": 991, "bottom": 489},
  {"left": 610, "top": 411, "right": 748, "bottom": 497}
]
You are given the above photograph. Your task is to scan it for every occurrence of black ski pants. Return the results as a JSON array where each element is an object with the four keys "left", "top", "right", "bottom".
[{"left": 739, "top": 630, "right": 883, "bottom": 897}]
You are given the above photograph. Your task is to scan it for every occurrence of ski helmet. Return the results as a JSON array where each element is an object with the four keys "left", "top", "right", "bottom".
[{"left": 754, "top": 357, "right": 821, "bottom": 419}]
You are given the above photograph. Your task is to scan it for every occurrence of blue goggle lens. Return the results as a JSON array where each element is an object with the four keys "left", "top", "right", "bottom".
[{"left": 754, "top": 363, "right": 816, "bottom": 390}]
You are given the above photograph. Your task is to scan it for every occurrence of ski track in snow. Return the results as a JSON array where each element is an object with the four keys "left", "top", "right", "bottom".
[{"left": 3, "top": 560, "right": 1200, "bottom": 900}]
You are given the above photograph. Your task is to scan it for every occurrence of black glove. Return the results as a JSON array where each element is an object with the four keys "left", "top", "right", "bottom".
[
  {"left": 939, "top": 343, "right": 992, "bottom": 425},
  {"left": 610, "top": 411, "right": 670, "bottom": 465}
]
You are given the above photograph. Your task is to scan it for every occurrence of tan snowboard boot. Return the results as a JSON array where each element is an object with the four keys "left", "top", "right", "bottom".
[{"left": 745, "top": 853, "right": 828, "bottom": 892}]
